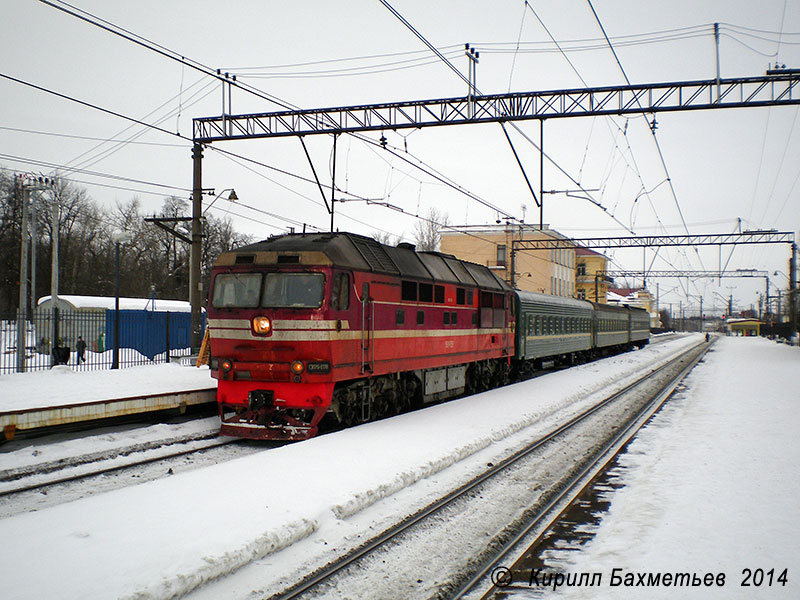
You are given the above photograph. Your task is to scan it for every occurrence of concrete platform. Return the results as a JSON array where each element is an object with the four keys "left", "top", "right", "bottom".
[{"left": 0, "top": 364, "right": 216, "bottom": 440}]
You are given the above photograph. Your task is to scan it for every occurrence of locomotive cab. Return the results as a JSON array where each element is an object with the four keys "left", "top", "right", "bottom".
[{"left": 208, "top": 247, "right": 356, "bottom": 439}]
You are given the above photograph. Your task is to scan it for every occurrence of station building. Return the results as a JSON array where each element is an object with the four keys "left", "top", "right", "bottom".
[
  {"left": 439, "top": 224, "right": 575, "bottom": 297},
  {"left": 575, "top": 247, "right": 611, "bottom": 303},
  {"left": 725, "top": 317, "right": 762, "bottom": 336}
]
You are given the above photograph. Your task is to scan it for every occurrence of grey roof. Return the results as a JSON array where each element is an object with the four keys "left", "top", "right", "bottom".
[{"left": 235, "top": 232, "right": 511, "bottom": 290}]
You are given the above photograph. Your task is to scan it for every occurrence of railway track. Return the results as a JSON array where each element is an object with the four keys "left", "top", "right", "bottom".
[
  {"left": 0, "top": 432, "right": 239, "bottom": 498},
  {"left": 266, "top": 338, "right": 711, "bottom": 600}
]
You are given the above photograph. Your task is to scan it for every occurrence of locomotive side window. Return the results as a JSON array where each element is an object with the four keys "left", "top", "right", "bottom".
[
  {"left": 456, "top": 288, "right": 465, "bottom": 305},
  {"left": 396, "top": 309, "right": 405, "bottom": 325},
  {"left": 443, "top": 312, "right": 450, "bottom": 325},
  {"left": 451, "top": 311, "right": 458, "bottom": 325},
  {"left": 262, "top": 273, "right": 325, "bottom": 308},
  {"left": 211, "top": 273, "right": 262, "bottom": 308},
  {"left": 467, "top": 290, "right": 474, "bottom": 305},
  {"left": 480, "top": 291, "right": 493, "bottom": 308},
  {"left": 434, "top": 285, "right": 445, "bottom": 303},
  {"left": 419, "top": 283, "right": 433, "bottom": 303},
  {"left": 331, "top": 273, "right": 350, "bottom": 310},
  {"left": 401, "top": 280, "right": 417, "bottom": 301},
  {"left": 417, "top": 310, "right": 425, "bottom": 325}
]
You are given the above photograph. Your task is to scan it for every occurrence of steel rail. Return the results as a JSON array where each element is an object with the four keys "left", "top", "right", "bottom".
[
  {"left": 450, "top": 339, "right": 712, "bottom": 599},
  {"left": 269, "top": 339, "right": 710, "bottom": 600},
  {"left": 0, "top": 435, "right": 238, "bottom": 497}
]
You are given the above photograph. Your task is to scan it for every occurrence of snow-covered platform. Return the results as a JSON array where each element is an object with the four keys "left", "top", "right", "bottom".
[
  {"left": 0, "top": 364, "right": 216, "bottom": 440},
  {"left": 543, "top": 335, "right": 800, "bottom": 599}
]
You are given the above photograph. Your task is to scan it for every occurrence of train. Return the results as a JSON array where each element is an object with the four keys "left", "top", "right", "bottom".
[{"left": 206, "top": 232, "right": 650, "bottom": 441}]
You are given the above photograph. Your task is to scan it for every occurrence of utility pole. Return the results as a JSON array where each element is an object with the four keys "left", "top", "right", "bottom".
[
  {"left": 714, "top": 23, "right": 721, "bottom": 101},
  {"left": 16, "top": 176, "right": 52, "bottom": 372},
  {"left": 465, "top": 44, "right": 479, "bottom": 119},
  {"left": 790, "top": 243, "right": 797, "bottom": 338},
  {"left": 16, "top": 177, "right": 29, "bottom": 373},
  {"left": 51, "top": 190, "right": 60, "bottom": 363},
  {"left": 699, "top": 296, "right": 703, "bottom": 333},
  {"left": 539, "top": 121, "right": 544, "bottom": 229},
  {"left": 190, "top": 142, "right": 204, "bottom": 352}
]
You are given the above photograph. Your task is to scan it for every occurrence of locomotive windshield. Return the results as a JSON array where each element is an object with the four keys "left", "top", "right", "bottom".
[
  {"left": 211, "top": 273, "right": 262, "bottom": 308},
  {"left": 211, "top": 271, "right": 325, "bottom": 308},
  {"left": 262, "top": 272, "right": 324, "bottom": 308}
]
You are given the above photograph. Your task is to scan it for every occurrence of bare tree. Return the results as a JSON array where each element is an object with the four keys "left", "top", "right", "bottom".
[
  {"left": 413, "top": 207, "right": 449, "bottom": 252},
  {"left": 371, "top": 230, "right": 402, "bottom": 246}
]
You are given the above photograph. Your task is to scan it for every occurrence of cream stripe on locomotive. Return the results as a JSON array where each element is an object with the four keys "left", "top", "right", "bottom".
[
  {"left": 209, "top": 318, "right": 350, "bottom": 330},
  {"left": 208, "top": 318, "right": 506, "bottom": 342}
]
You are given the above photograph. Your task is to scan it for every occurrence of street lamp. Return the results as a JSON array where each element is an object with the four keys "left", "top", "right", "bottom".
[
  {"left": 111, "top": 230, "right": 133, "bottom": 369},
  {"left": 202, "top": 187, "right": 238, "bottom": 215}
]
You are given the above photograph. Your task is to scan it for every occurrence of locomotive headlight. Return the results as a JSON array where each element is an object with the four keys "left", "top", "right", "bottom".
[
  {"left": 220, "top": 358, "right": 233, "bottom": 373},
  {"left": 291, "top": 360, "right": 304, "bottom": 375},
  {"left": 252, "top": 315, "right": 272, "bottom": 335}
]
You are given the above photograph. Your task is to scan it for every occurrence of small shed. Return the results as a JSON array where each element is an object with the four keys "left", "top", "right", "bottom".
[
  {"left": 725, "top": 318, "right": 762, "bottom": 337},
  {"left": 35, "top": 295, "right": 197, "bottom": 359}
]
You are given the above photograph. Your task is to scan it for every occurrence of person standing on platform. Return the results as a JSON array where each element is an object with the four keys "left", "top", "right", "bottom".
[{"left": 76, "top": 336, "right": 87, "bottom": 364}]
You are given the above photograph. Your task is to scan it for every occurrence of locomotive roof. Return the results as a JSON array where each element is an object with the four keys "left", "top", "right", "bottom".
[{"left": 230, "top": 232, "right": 511, "bottom": 291}]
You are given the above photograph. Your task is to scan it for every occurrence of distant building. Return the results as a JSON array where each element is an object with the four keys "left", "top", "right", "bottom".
[
  {"left": 607, "top": 287, "right": 659, "bottom": 328},
  {"left": 725, "top": 317, "right": 762, "bottom": 336},
  {"left": 575, "top": 247, "right": 611, "bottom": 303},
  {"left": 440, "top": 224, "right": 575, "bottom": 296}
]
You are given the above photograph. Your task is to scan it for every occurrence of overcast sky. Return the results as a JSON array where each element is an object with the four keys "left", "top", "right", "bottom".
[{"left": 2, "top": 0, "right": 798, "bottom": 314}]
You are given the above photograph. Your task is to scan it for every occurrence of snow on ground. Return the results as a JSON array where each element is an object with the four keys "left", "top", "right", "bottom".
[
  {"left": 541, "top": 336, "right": 800, "bottom": 600},
  {"left": 0, "top": 362, "right": 214, "bottom": 412},
  {"left": 0, "top": 335, "right": 702, "bottom": 600}
]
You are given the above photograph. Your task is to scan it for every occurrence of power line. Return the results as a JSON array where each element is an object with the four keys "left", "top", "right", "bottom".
[
  {"left": 0, "top": 125, "right": 188, "bottom": 147},
  {"left": 0, "top": 152, "right": 191, "bottom": 193},
  {"left": 38, "top": 0, "right": 297, "bottom": 111},
  {"left": 585, "top": 0, "right": 705, "bottom": 274},
  {"left": 0, "top": 71, "right": 188, "bottom": 141},
  {"left": 377, "top": 0, "right": 472, "bottom": 89}
]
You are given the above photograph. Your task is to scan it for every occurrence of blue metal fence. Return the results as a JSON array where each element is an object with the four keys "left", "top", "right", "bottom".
[{"left": 1, "top": 309, "right": 203, "bottom": 374}]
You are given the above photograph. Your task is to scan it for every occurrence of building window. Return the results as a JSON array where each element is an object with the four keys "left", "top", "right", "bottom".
[
  {"left": 496, "top": 244, "right": 506, "bottom": 266},
  {"left": 577, "top": 290, "right": 586, "bottom": 300},
  {"left": 577, "top": 262, "right": 586, "bottom": 276}
]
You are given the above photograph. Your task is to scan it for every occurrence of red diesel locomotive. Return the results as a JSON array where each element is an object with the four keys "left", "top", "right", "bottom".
[{"left": 207, "top": 232, "right": 515, "bottom": 440}]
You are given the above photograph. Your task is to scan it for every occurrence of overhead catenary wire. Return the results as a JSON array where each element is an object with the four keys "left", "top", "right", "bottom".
[
  {"left": 35, "top": 0, "right": 490, "bottom": 244},
  {"left": 585, "top": 0, "right": 707, "bottom": 281},
  {"left": 38, "top": 0, "right": 297, "bottom": 111}
]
